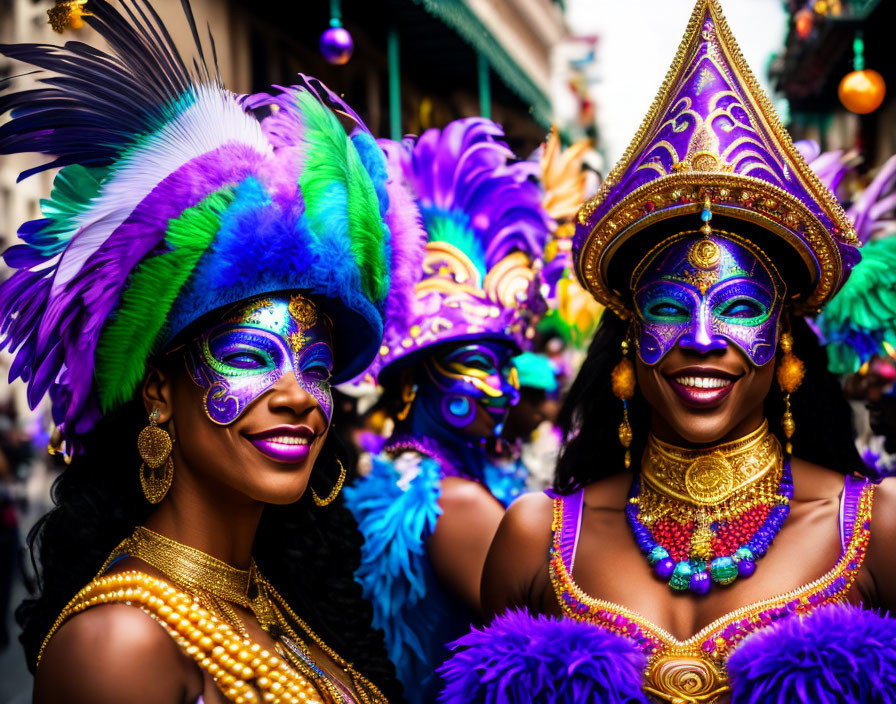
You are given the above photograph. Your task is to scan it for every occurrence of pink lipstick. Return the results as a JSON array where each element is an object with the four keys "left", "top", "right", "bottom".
[
  {"left": 244, "top": 425, "right": 316, "bottom": 463},
  {"left": 664, "top": 367, "right": 741, "bottom": 408}
]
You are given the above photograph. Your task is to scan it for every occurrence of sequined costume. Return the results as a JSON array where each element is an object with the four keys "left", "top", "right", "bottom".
[
  {"left": 343, "top": 118, "right": 551, "bottom": 702},
  {"left": 0, "top": 0, "right": 407, "bottom": 700},
  {"left": 438, "top": 1, "right": 895, "bottom": 701}
]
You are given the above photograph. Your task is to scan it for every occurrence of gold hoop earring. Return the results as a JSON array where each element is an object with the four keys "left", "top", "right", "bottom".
[
  {"left": 776, "top": 331, "right": 805, "bottom": 456},
  {"left": 312, "top": 458, "right": 346, "bottom": 507},
  {"left": 138, "top": 408, "right": 174, "bottom": 504},
  {"left": 612, "top": 336, "right": 637, "bottom": 469}
]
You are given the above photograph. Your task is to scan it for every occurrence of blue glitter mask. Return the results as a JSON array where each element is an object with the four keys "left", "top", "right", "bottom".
[{"left": 419, "top": 341, "right": 520, "bottom": 436}]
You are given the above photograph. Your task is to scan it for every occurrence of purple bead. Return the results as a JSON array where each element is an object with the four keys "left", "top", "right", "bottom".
[
  {"left": 690, "top": 571, "right": 711, "bottom": 594},
  {"left": 655, "top": 558, "right": 676, "bottom": 579},
  {"left": 737, "top": 559, "right": 756, "bottom": 578},
  {"left": 701, "top": 639, "right": 716, "bottom": 653},
  {"left": 319, "top": 27, "right": 354, "bottom": 65}
]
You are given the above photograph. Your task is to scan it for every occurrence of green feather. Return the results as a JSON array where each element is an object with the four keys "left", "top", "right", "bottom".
[
  {"left": 295, "top": 90, "right": 386, "bottom": 302},
  {"left": 94, "top": 188, "right": 235, "bottom": 412}
]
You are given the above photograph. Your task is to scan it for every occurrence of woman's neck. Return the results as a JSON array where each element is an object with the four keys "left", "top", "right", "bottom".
[
  {"left": 649, "top": 406, "right": 766, "bottom": 449},
  {"left": 143, "top": 456, "right": 264, "bottom": 570}
]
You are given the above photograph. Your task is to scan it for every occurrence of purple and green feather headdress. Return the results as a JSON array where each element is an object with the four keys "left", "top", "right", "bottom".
[
  {"left": 574, "top": 0, "right": 860, "bottom": 318},
  {"left": 368, "top": 117, "right": 552, "bottom": 383},
  {"left": 0, "top": 0, "right": 393, "bottom": 448}
]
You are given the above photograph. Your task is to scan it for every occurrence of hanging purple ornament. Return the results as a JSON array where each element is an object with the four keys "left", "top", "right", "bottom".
[{"left": 320, "top": 23, "right": 353, "bottom": 65}]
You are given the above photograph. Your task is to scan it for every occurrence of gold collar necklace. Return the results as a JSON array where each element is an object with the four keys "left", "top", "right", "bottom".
[
  {"left": 642, "top": 420, "right": 782, "bottom": 506},
  {"left": 112, "top": 526, "right": 252, "bottom": 607}
]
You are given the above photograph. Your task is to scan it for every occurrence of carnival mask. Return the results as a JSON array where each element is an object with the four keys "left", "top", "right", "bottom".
[
  {"left": 419, "top": 341, "right": 521, "bottom": 436},
  {"left": 185, "top": 294, "right": 334, "bottom": 425},
  {"left": 632, "top": 232, "right": 784, "bottom": 367}
]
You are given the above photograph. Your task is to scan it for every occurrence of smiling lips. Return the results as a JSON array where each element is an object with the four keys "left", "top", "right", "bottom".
[
  {"left": 665, "top": 367, "right": 741, "bottom": 407},
  {"left": 244, "top": 425, "right": 316, "bottom": 463}
]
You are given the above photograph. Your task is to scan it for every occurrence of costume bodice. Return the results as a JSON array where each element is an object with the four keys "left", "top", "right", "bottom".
[{"left": 548, "top": 474, "right": 874, "bottom": 703}]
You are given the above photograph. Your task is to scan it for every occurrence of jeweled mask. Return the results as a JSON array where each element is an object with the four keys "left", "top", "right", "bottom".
[
  {"left": 185, "top": 294, "right": 334, "bottom": 425},
  {"left": 417, "top": 341, "right": 521, "bottom": 437},
  {"left": 632, "top": 232, "right": 784, "bottom": 367}
]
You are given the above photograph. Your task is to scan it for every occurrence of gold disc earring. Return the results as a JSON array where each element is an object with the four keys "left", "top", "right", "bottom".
[
  {"left": 612, "top": 336, "right": 637, "bottom": 469},
  {"left": 776, "top": 330, "right": 805, "bottom": 455},
  {"left": 138, "top": 408, "right": 174, "bottom": 504},
  {"left": 312, "top": 459, "right": 347, "bottom": 507}
]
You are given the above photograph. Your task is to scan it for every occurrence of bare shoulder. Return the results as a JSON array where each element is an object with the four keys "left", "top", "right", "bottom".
[
  {"left": 480, "top": 491, "right": 554, "bottom": 619},
  {"left": 790, "top": 457, "right": 847, "bottom": 502},
  {"left": 582, "top": 472, "right": 632, "bottom": 509},
  {"left": 439, "top": 475, "right": 503, "bottom": 512},
  {"left": 35, "top": 601, "right": 201, "bottom": 704},
  {"left": 499, "top": 490, "right": 555, "bottom": 539}
]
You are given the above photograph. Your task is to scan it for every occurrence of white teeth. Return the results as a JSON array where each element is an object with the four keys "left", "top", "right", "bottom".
[
  {"left": 265, "top": 436, "right": 310, "bottom": 446},
  {"left": 674, "top": 376, "right": 732, "bottom": 389}
]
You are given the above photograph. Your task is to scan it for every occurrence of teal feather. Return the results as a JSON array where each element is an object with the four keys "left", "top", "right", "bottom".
[
  {"left": 94, "top": 187, "right": 235, "bottom": 411},
  {"left": 27, "top": 165, "right": 108, "bottom": 256},
  {"left": 420, "top": 206, "right": 486, "bottom": 279}
]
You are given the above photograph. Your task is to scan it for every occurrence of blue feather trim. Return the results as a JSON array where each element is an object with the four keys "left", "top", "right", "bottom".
[{"left": 344, "top": 454, "right": 449, "bottom": 702}]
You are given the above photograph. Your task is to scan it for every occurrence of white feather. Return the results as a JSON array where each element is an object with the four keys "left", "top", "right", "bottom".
[{"left": 52, "top": 85, "right": 272, "bottom": 291}]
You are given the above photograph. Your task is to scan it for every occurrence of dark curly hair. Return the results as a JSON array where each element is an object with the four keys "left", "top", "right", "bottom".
[
  {"left": 16, "top": 395, "right": 404, "bottom": 702},
  {"left": 554, "top": 310, "right": 867, "bottom": 494}
]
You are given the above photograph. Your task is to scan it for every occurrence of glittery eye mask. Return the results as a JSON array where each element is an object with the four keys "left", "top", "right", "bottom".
[
  {"left": 632, "top": 232, "right": 784, "bottom": 367},
  {"left": 185, "top": 295, "right": 333, "bottom": 425},
  {"left": 421, "top": 342, "right": 520, "bottom": 431}
]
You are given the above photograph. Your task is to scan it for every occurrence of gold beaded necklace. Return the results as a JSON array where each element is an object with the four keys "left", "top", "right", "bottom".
[{"left": 98, "top": 527, "right": 387, "bottom": 704}]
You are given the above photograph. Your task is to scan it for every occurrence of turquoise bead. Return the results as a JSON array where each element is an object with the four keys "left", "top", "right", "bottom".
[
  {"left": 710, "top": 556, "right": 738, "bottom": 585},
  {"left": 701, "top": 207, "right": 712, "bottom": 222},
  {"left": 734, "top": 546, "right": 755, "bottom": 563},
  {"left": 648, "top": 546, "right": 670, "bottom": 565},
  {"left": 670, "top": 561, "right": 693, "bottom": 591}
]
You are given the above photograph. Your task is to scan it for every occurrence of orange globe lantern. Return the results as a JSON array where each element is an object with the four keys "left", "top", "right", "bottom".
[{"left": 839, "top": 69, "right": 887, "bottom": 114}]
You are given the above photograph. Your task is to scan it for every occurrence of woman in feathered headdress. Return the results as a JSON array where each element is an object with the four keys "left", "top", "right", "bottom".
[
  {"left": 441, "top": 2, "right": 896, "bottom": 703},
  {"left": 341, "top": 117, "right": 551, "bottom": 701},
  {"left": 1, "top": 1, "right": 405, "bottom": 701}
]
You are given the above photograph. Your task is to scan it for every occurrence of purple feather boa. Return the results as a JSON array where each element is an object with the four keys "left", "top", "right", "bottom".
[
  {"left": 437, "top": 609, "right": 647, "bottom": 704},
  {"left": 728, "top": 604, "right": 896, "bottom": 704}
]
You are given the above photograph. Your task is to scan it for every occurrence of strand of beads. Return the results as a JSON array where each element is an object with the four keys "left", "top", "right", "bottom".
[
  {"left": 40, "top": 571, "right": 324, "bottom": 704},
  {"left": 626, "top": 462, "right": 793, "bottom": 594}
]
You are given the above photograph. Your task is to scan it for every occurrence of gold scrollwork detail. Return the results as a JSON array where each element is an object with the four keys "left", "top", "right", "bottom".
[{"left": 644, "top": 656, "right": 731, "bottom": 704}]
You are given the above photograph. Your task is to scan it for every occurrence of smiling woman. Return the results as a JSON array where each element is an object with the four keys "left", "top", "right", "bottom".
[
  {"left": 0, "top": 1, "right": 409, "bottom": 702},
  {"left": 444, "top": 1, "right": 896, "bottom": 703}
]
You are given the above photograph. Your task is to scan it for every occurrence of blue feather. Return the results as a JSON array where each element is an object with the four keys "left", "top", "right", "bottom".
[{"left": 344, "top": 454, "right": 456, "bottom": 702}]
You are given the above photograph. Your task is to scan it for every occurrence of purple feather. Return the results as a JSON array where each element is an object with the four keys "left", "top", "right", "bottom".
[
  {"left": 728, "top": 604, "right": 896, "bottom": 704},
  {"left": 437, "top": 609, "right": 648, "bottom": 704}
]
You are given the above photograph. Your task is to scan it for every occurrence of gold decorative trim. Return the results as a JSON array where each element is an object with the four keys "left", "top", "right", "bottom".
[
  {"left": 575, "top": 0, "right": 856, "bottom": 317},
  {"left": 579, "top": 175, "right": 839, "bottom": 318}
]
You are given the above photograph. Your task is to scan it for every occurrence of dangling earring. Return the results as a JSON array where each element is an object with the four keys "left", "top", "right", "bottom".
[
  {"left": 776, "top": 329, "right": 805, "bottom": 456},
  {"left": 396, "top": 380, "right": 418, "bottom": 421},
  {"left": 138, "top": 408, "right": 174, "bottom": 504},
  {"left": 612, "top": 336, "right": 637, "bottom": 469},
  {"left": 312, "top": 458, "right": 347, "bottom": 507}
]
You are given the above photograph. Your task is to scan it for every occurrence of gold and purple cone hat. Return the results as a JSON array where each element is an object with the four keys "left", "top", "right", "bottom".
[{"left": 574, "top": 0, "right": 860, "bottom": 318}]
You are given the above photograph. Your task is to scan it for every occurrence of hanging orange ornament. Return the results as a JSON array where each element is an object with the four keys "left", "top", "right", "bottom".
[
  {"left": 795, "top": 8, "right": 814, "bottom": 40},
  {"left": 839, "top": 32, "right": 886, "bottom": 115}
]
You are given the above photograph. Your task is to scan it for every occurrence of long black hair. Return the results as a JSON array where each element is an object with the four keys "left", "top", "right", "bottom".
[
  {"left": 16, "top": 396, "right": 404, "bottom": 702},
  {"left": 554, "top": 310, "right": 867, "bottom": 494}
]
